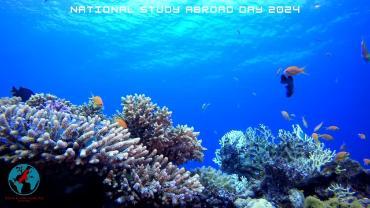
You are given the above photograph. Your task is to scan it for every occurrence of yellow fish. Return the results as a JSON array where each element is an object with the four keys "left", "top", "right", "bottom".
[
  {"left": 358, "top": 133, "right": 366, "bottom": 140},
  {"left": 326, "top": 126, "right": 340, "bottom": 131},
  {"left": 319, "top": 134, "right": 334, "bottom": 141},
  {"left": 335, "top": 151, "right": 350, "bottom": 162},
  {"left": 313, "top": 122, "right": 324, "bottom": 132}
]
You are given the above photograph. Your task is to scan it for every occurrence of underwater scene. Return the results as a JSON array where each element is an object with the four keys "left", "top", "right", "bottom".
[{"left": 1, "top": 0, "right": 370, "bottom": 207}]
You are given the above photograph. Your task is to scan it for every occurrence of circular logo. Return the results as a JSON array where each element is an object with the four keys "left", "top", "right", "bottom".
[{"left": 8, "top": 164, "right": 40, "bottom": 195}]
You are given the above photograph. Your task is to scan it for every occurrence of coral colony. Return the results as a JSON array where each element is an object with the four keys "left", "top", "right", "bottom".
[{"left": 1, "top": 94, "right": 370, "bottom": 207}]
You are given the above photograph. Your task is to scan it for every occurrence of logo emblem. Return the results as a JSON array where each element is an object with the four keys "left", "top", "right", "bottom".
[{"left": 8, "top": 164, "right": 40, "bottom": 195}]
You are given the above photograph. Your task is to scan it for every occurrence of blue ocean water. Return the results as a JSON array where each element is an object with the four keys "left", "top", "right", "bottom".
[{"left": 1, "top": 0, "right": 370, "bottom": 169}]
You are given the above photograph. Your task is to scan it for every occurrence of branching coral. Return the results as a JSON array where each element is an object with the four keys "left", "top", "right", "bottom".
[
  {"left": 118, "top": 94, "right": 205, "bottom": 165},
  {"left": 26, "top": 93, "right": 73, "bottom": 112},
  {"left": 278, "top": 125, "right": 336, "bottom": 176},
  {"left": 214, "top": 124, "right": 335, "bottom": 180},
  {"left": 214, "top": 124, "right": 336, "bottom": 206},
  {"left": 0, "top": 95, "right": 204, "bottom": 206},
  {"left": 214, "top": 125, "right": 276, "bottom": 178},
  {"left": 327, "top": 183, "right": 356, "bottom": 203},
  {"left": 197, "top": 167, "right": 252, "bottom": 199},
  {"left": 195, "top": 166, "right": 254, "bottom": 207},
  {"left": 0, "top": 96, "right": 21, "bottom": 106}
]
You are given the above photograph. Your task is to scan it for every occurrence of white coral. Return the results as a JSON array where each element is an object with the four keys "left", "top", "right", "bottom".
[{"left": 327, "top": 183, "right": 356, "bottom": 202}]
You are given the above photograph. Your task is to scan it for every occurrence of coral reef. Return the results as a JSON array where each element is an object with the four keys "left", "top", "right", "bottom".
[
  {"left": 297, "top": 158, "right": 370, "bottom": 204},
  {"left": 214, "top": 125, "right": 335, "bottom": 182},
  {"left": 0, "top": 94, "right": 204, "bottom": 207},
  {"left": 288, "top": 189, "right": 305, "bottom": 208},
  {"left": 214, "top": 124, "right": 336, "bottom": 206},
  {"left": 214, "top": 125, "right": 276, "bottom": 179},
  {"left": 2, "top": 93, "right": 370, "bottom": 208},
  {"left": 234, "top": 198, "right": 275, "bottom": 208},
  {"left": 213, "top": 124, "right": 370, "bottom": 207},
  {"left": 117, "top": 94, "right": 205, "bottom": 165},
  {"left": 326, "top": 183, "right": 356, "bottom": 203},
  {"left": 195, "top": 166, "right": 254, "bottom": 207}
]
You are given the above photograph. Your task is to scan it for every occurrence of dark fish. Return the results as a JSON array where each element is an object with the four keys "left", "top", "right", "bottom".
[
  {"left": 11, "top": 86, "right": 34, "bottom": 102},
  {"left": 280, "top": 75, "right": 294, "bottom": 97}
]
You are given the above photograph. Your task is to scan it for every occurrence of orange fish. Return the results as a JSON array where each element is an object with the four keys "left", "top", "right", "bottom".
[
  {"left": 319, "top": 134, "right": 334, "bottom": 141},
  {"left": 364, "top": 158, "right": 370, "bottom": 166},
  {"left": 312, "top": 133, "right": 319, "bottom": 142},
  {"left": 284, "top": 66, "right": 307, "bottom": 76},
  {"left": 358, "top": 133, "right": 366, "bottom": 140},
  {"left": 92, "top": 96, "right": 103, "bottom": 108},
  {"left": 326, "top": 126, "right": 340, "bottom": 131},
  {"left": 361, "top": 39, "right": 370, "bottom": 62},
  {"left": 335, "top": 151, "right": 350, "bottom": 162},
  {"left": 313, "top": 122, "right": 324, "bottom": 132},
  {"left": 116, "top": 118, "right": 128, "bottom": 129}
]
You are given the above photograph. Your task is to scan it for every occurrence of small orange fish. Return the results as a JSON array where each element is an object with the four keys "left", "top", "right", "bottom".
[
  {"left": 319, "top": 134, "right": 334, "bottom": 141},
  {"left": 358, "top": 133, "right": 366, "bottom": 140},
  {"left": 313, "top": 122, "right": 324, "bottom": 132},
  {"left": 335, "top": 151, "right": 350, "bottom": 162},
  {"left": 116, "top": 118, "right": 128, "bottom": 129},
  {"left": 284, "top": 66, "right": 307, "bottom": 76},
  {"left": 312, "top": 133, "right": 319, "bottom": 142},
  {"left": 92, "top": 96, "right": 103, "bottom": 108},
  {"left": 364, "top": 158, "right": 370, "bottom": 166},
  {"left": 326, "top": 126, "right": 340, "bottom": 131}
]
